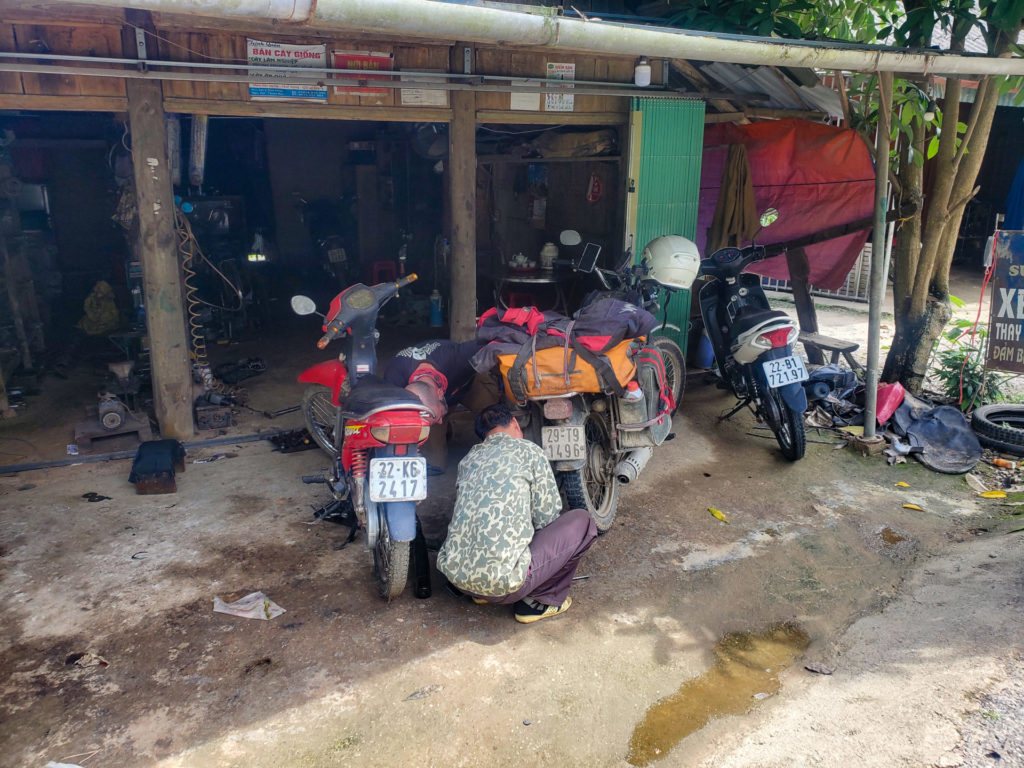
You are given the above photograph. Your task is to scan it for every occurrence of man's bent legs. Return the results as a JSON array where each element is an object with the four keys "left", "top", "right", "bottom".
[{"left": 489, "top": 508, "right": 597, "bottom": 607}]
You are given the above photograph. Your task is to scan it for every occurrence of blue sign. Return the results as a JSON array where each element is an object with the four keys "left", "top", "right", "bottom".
[{"left": 987, "top": 231, "right": 1024, "bottom": 373}]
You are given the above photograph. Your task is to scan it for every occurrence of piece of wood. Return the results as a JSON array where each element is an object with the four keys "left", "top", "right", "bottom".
[
  {"left": 163, "top": 96, "right": 451, "bottom": 122},
  {"left": 0, "top": 24, "right": 24, "bottom": 95},
  {"left": 122, "top": 10, "right": 194, "bottom": 441},
  {"left": 744, "top": 107, "right": 829, "bottom": 121},
  {"left": 475, "top": 110, "right": 625, "bottom": 125},
  {"left": 671, "top": 59, "right": 740, "bottom": 117},
  {"left": 785, "top": 247, "right": 823, "bottom": 365},
  {"left": 449, "top": 42, "right": 477, "bottom": 343},
  {"left": 0, "top": 93, "right": 126, "bottom": 110},
  {"left": 0, "top": 219, "right": 32, "bottom": 371},
  {"left": 799, "top": 331, "right": 864, "bottom": 373}
]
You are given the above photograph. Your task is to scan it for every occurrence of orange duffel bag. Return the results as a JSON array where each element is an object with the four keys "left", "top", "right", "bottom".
[{"left": 498, "top": 338, "right": 639, "bottom": 402}]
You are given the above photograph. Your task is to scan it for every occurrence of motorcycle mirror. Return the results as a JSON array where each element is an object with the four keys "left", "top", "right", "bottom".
[
  {"left": 290, "top": 295, "right": 318, "bottom": 316},
  {"left": 759, "top": 208, "right": 780, "bottom": 228},
  {"left": 559, "top": 229, "right": 582, "bottom": 247}
]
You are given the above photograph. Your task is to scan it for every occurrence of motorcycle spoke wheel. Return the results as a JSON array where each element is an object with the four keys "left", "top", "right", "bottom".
[
  {"left": 558, "top": 413, "right": 620, "bottom": 532},
  {"left": 650, "top": 336, "right": 686, "bottom": 413},
  {"left": 373, "top": 510, "right": 410, "bottom": 600},
  {"left": 302, "top": 384, "right": 339, "bottom": 457},
  {"left": 765, "top": 388, "right": 806, "bottom": 461}
]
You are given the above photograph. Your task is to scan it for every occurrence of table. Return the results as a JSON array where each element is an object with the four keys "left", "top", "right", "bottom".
[{"left": 495, "top": 270, "right": 570, "bottom": 315}]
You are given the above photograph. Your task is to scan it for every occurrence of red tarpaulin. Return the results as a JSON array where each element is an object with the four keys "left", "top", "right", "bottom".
[{"left": 699, "top": 120, "right": 876, "bottom": 291}]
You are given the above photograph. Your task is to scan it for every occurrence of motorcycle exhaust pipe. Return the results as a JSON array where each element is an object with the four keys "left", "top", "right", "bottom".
[{"left": 615, "top": 447, "right": 653, "bottom": 485}]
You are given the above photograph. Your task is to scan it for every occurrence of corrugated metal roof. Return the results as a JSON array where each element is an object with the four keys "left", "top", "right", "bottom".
[
  {"left": 698, "top": 62, "right": 844, "bottom": 118},
  {"left": 934, "top": 78, "right": 1023, "bottom": 108}
]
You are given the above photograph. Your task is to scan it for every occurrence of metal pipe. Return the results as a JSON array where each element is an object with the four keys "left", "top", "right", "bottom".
[
  {"left": 73, "top": 0, "right": 1024, "bottom": 77},
  {"left": 864, "top": 70, "right": 893, "bottom": 439},
  {"left": 614, "top": 447, "right": 653, "bottom": 484},
  {"left": 0, "top": 61, "right": 686, "bottom": 99}
]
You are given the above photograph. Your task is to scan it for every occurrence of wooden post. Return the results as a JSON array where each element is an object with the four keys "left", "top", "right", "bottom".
[
  {"left": 784, "top": 247, "right": 824, "bottom": 365},
  {"left": 448, "top": 43, "right": 477, "bottom": 342},
  {"left": 122, "top": 11, "right": 194, "bottom": 440}
]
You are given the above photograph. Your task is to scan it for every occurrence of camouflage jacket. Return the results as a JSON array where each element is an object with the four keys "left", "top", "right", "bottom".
[{"left": 437, "top": 432, "right": 561, "bottom": 596}]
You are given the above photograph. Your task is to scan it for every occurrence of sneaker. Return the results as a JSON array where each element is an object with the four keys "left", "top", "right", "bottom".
[
  {"left": 471, "top": 596, "right": 489, "bottom": 605},
  {"left": 514, "top": 597, "right": 572, "bottom": 624}
]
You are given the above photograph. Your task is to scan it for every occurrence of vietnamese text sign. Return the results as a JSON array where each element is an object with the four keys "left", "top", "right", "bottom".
[
  {"left": 986, "top": 231, "right": 1024, "bottom": 373},
  {"left": 248, "top": 39, "right": 327, "bottom": 101},
  {"left": 333, "top": 51, "right": 393, "bottom": 95},
  {"left": 545, "top": 62, "right": 575, "bottom": 112}
]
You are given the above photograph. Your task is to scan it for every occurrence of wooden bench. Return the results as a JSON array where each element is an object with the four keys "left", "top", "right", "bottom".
[{"left": 798, "top": 332, "right": 864, "bottom": 374}]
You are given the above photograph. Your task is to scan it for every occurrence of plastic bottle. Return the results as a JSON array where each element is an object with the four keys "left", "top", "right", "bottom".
[
  {"left": 623, "top": 381, "right": 644, "bottom": 401},
  {"left": 429, "top": 290, "right": 443, "bottom": 327}
]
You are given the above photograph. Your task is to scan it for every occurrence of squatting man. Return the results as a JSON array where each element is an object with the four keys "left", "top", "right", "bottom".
[{"left": 438, "top": 403, "right": 597, "bottom": 624}]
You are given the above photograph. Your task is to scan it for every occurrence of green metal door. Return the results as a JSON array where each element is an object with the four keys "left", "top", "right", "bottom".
[{"left": 625, "top": 97, "right": 705, "bottom": 355}]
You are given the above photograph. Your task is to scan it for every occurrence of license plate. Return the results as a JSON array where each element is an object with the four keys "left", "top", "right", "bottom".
[
  {"left": 762, "top": 354, "right": 809, "bottom": 388},
  {"left": 369, "top": 457, "right": 427, "bottom": 502},
  {"left": 542, "top": 426, "right": 586, "bottom": 461}
]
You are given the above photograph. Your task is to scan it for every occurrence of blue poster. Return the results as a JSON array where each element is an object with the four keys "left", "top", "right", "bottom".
[{"left": 987, "top": 230, "right": 1024, "bottom": 373}]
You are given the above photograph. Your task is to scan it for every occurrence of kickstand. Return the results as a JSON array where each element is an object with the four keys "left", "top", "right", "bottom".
[
  {"left": 314, "top": 499, "right": 360, "bottom": 549},
  {"left": 719, "top": 398, "right": 751, "bottom": 422}
]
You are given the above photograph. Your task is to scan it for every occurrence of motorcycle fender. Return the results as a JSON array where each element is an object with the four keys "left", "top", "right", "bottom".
[
  {"left": 298, "top": 359, "right": 348, "bottom": 405},
  {"left": 382, "top": 501, "right": 417, "bottom": 542},
  {"left": 551, "top": 396, "right": 589, "bottom": 472}
]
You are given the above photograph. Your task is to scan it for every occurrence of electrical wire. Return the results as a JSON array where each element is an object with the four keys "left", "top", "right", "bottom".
[{"left": 955, "top": 235, "right": 997, "bottom": 408}]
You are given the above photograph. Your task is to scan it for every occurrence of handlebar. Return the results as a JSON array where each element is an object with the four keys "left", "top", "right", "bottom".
[{"left": 316, "top": 273, "right": 419, "bottom": 350}]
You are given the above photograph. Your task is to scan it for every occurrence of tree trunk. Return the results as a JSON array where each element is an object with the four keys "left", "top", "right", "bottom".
[{"left": 882, "top": 297, "right": 951, "bottom": 392}]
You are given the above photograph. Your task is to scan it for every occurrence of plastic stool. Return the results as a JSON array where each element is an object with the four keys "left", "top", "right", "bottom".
[{"left": 369, "top": 260, "right": 398, "bottom": 284}]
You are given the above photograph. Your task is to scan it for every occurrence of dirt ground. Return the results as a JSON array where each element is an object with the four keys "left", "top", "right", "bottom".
[{"left": 2, "top": 267, "right": 1023, "bottom": 768}]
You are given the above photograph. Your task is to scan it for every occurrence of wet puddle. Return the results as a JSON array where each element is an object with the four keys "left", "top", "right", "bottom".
[
  {"left": 880, "top": 527, "right": 907, "bottom": 545},
  {"left": 627, "top": 623, "right": 810, "bottom": 766}
]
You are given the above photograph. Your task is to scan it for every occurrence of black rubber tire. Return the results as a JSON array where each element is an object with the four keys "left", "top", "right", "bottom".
[
  {"left": 373, "top": 509, "right": 410, "bottom": 600},
  {"left": 302, "top": 384, "right": 338, "bottom": 458},
  {"left": 765, "top": 387, "right": 806, "bottom": 461},
  {"left": 650, "top": 336, "right": 686, "bottom": 414},
  {"left": 971, "top": 405, "right": 1024, "bottom": 455},
  {"left": 558, "top": 412, "right": 620, "bottom": 532}
]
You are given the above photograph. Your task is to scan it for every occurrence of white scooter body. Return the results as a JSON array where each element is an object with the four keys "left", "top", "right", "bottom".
[{"left": 730, "top": 316, "right": 798, "bottom": 365}]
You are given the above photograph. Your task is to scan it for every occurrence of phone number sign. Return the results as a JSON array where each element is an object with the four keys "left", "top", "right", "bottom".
[{"left": 986, "top": 231, "right": 1024, "bottom": 373}]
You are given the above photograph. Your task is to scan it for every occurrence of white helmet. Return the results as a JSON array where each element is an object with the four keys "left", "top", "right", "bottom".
[{"left": 641, "top": 235, "right": 700, "bottom": 290}]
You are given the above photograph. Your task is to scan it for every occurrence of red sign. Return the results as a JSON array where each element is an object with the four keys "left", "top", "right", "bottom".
[
  {"left": 333, "top": 51, "right": 393, "bottom": 95},
  {"left": 586, "top": 172, "right": 603, "bottom": 202}
]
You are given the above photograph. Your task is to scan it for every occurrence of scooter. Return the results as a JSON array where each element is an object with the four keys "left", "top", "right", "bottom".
[
  {"left": 696, "top": 208, "right": 808, "bottom": 460},
  {"left": 295, "top": 195, "right": 356, "bottom": 290},
  {"left": 291, "top": 274, "right": 438, "bottom": 599}
]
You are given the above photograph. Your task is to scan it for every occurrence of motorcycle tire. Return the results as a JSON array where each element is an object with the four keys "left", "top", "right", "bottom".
[
  {"left": 970, "top": 404, "right": 1024, "bottom": 456},
  {"left": 373, "top": 509, "right": 411, "bottom": 600},
  {"left": 650, "top": 336, "right": 686, "bottom": 413},
  {"left": 558, "top": 412, "right": 620, "bottom": 532},
  {"left": 302, "top": 384, "right": 339, "bottom": 457},
  {"left": 765, "top": 387, "right": 806, "bottom": 461}
]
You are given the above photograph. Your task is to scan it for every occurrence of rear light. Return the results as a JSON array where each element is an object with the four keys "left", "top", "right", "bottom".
[
  {"left": 758, "top": 326, "right": 797, "bottom": 349},
  {"left": 369, "top": 423, "right": 432, "bottom": 443}
]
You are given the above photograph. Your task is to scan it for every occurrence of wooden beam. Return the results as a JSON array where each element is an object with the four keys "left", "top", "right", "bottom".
[
  {"left": 744, "top": 107, "right": 828, "bottom": 121},
  {"left": 704, "top": 111, "right": 745, "bottom": 124},
  {"left": 475, "top": 109, "right": 626, "bottom": 125},
  {"left": 670, "top": 59, "right": 741, "bottom": 116},
  {"left": 162, "top": 97, "right": 451, "bottom": 123},
  {"left": 448, "top": 42, "right": 477, "bottom": 342},
  {"left": 0, "top": 1, "right": 125, "bottom": 26},
  {"left": 122, "top": 10, "right": 194, "bottom": 440},
  {"left": 784, "top": 247, "right": 824, "bottom": 364},
  {"left": 0, "top": 94, "right": 127, "bottom": 111}
]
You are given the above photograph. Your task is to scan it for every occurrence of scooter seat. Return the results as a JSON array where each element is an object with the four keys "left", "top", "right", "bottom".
[
  {"left": 730, "top": 309, "right": 791, "bottom": 339},
  {"left": 341, "top": 377, "right": 429, "bottom": 418}
]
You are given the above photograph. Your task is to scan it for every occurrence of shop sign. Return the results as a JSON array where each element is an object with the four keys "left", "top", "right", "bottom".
[
  {"left": 333, "top": 51, "right": 394, "bottom": 95},
  {"left": 248, "top": 39, "right": 327, "bottom": 101},
  {"left": 545, "top": 62, "right": 575, "bottom": 112},
  {"left": 986, "top": 231, "right": 1024, "bottom": 373}
]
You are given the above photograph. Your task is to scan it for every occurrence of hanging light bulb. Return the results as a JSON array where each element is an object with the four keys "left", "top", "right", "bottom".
[
  {"left": 924, "top": 99, "right": 937, "bottom": 122},
  {"left": 634, "top": 57, "right": 652, "bottom": 88}
]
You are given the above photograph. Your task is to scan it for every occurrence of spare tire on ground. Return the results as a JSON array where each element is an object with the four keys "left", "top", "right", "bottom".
[{"left": 971, "top": 404, "right": 1024, "bottom": 456}]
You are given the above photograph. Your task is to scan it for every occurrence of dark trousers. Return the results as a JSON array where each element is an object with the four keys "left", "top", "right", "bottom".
[{"left": 485, "top": 508, "right": 598, "bottom": 607}]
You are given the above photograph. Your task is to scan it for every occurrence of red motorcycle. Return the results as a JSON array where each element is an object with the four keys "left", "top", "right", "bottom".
[{"left": 291, "top": 274, "right": 437, "bottom": 599}]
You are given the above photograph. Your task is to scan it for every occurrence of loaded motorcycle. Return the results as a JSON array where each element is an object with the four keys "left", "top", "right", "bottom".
[
  {"left": 494, "top": 235, "right": 697, "bottom": 532},
  {"left": 696, "top": 208, "right": 808, "bottom": 460},
  {"left": 291, "top": 274, "right": 437, "bottom": 599}
]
